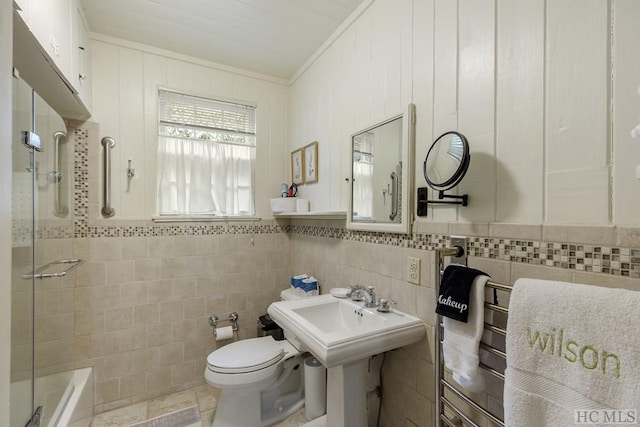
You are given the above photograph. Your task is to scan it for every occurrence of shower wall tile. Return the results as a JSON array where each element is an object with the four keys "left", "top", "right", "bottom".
[
  {"left": 510, "top": 262, "right": 572, "bottom": 283},
  {"left": 73, "top": 230, "right": 291, "bottom": 411},
  {"left": 105, "top": 260, "right": 135, "bottom": 284},
  {"left": 617, "top": 226, "right": 640, "bottom": 248},
  {"left": 122, "top": 238, "right": 148, "bottom": 259},
  {"left": 134, "top": 259, "right": 161, "bottom": 282},
  {"left": 543, "top": 224, "right": 616, "bottom": 246},
  {"left": 489, "top": 223, "right": 542, "bottom": 241}
]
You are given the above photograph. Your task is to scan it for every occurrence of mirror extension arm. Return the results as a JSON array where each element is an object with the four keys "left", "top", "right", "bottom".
[{"left": 416, "top": 186, "right": 468, "bottom": 217}]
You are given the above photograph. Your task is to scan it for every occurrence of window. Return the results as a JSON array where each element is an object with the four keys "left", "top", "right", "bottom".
[
  {"left": 352, "top": 132, "right": 374, "bottom": 219},
  {"left": 156, "top": 90, "right": 256, "bottom": 216}
]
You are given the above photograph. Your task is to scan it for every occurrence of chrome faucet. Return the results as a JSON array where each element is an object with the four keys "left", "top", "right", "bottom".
[{"left": 348, "top": 285, "right": 377, "bottom": 308}]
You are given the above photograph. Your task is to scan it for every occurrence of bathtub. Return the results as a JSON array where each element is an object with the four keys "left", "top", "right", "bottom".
[
  {"left": 54, "top": 367, "right": 93, "bottom": 427},
  {"left": 10, "top": 368, "right": 93, "bottom": 427}
]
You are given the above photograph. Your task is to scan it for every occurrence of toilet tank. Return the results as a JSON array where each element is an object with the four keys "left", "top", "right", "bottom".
[{"left": 280, "top": 288, "right": 315, "bottom": 301}]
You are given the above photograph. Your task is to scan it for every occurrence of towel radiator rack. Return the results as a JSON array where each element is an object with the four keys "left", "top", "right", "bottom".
[{"left": 435, "top": 241, "right": 513, "bottom": 427}]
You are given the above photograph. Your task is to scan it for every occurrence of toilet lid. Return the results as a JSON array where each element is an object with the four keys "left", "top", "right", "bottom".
[{"left": 207, "top": 336, "right": 284, "bottom": 374}]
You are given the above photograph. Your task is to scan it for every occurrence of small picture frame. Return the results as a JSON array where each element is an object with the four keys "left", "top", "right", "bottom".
[
  {"left": 291, "top": 148, "right": 304, "bottom": 185},
  {"left": 303, "top": 141, "right": 318, "bottom": 184}
]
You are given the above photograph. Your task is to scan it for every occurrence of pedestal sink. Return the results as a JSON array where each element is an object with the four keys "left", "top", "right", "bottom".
[{"left": 268, "top": 294, "right": 425, "bottom": 427}]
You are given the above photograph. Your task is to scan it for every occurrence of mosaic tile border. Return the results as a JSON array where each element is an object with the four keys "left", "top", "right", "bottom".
[
  {"left": 70, "top": 128, "right": 289, "bottom": 238},
  {"left": 73, "top": 128, "right": 90, "bottom": 238},
  {"left": 467, "top": 238, "right": 640, "bottom": 277},
  {"left": 288, "top": 226, "right": 640, "bottom": 279},
  {"left": 63, "top": 124, "right": 640, "bottom": 280}
]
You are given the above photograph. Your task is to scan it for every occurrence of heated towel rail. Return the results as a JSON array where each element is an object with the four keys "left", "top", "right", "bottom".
[{"left": 435, "top": 242, "right": 512, "bottom": 427}]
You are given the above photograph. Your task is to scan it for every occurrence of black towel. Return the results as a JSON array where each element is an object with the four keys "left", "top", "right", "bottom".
[{"left": 435, "top": 265, "right": 489, "bottom": 323}]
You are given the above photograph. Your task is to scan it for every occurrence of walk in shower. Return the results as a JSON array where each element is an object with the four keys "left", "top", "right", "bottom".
[{"left": 10, "top": 74, "right": 89, "bottom": 427}]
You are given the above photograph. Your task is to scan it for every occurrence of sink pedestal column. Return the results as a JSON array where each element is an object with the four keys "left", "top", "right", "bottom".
[{"left": 326, "top": 358, "right": 368, "bottom": 427}]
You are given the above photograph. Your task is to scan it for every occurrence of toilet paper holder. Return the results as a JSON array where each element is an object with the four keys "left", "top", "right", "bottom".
[{"left": 208, "top": 312, "right": 239, "bottom": 337}]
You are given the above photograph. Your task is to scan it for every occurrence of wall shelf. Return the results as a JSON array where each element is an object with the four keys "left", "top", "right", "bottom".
[{"left": 272, "top": 211, "right": 346, "bottom": 220}]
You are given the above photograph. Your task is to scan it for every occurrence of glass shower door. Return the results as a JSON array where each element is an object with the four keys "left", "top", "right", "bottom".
[
  {"left": 11, "top": 73, "right": 37, "bottom": 427},
  {"left": 11, "top": 74, "right": 75, "bottom": 427}
]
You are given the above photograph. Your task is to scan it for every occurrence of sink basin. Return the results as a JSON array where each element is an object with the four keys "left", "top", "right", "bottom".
[{"left": 268, "top": 294, "right": 425, "bottom": 368}]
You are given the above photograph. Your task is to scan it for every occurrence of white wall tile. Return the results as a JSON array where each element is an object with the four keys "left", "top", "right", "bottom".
[
  {"left": 545, "top": 0, "right": 609, "bottom": 173},
  {"left": 457, "top": 0, "right": 496, "bottom": 224},
  {"left": 429, "top": 0, "right": 459, "bottom": 222},
  {"left": 117, "top": 48, "right": 145, "bottom": 219},
  {"left": 546, "top": 167, "right": 610, "bottom": 224},
  {"left": 495, "top": 0, "right": 545, "bottom": 223},
  {"left": 412, "top": 0, "right": 435, "bottom": 202},
  {"left": 612, "top": 0, "right": 640, "bottom": 226}
]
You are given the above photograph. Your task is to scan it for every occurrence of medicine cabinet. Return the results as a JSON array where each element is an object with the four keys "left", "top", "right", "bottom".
[{"left": 347, "top": 103, "right": 416, "bottom": 234}]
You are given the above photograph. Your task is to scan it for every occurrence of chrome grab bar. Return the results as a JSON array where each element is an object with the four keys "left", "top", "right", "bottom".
[
  {"left": 50, "top": 131, "right": 68, "bottom": 217},
  {"left": 23, "top": 259, "right": 84, "bottom": 279},
  {"left": 389, "top": 171, "right": 399, "bottom": 220},
  {"left": 101, "top": 136, "right": 116, "bottom": 217}
]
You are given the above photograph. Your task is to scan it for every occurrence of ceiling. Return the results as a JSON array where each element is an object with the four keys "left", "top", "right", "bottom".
[{"left": 80, "top": 0, "right": 365, "bottom": 80}]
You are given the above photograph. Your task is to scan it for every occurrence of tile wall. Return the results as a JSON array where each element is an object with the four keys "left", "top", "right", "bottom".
[
  {"left": 69, "top": 125, "right": 291, "bottom": 413},
  {"left": 63, "top": 123, "right": 640, "bottom": 422},
  {"left": 286, "top": 220, "right": 640, "bottom": 427}
]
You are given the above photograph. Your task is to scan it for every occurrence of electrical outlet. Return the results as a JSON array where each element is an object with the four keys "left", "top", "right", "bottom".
[{"left": 407, "top": 257, "right": 420, "bottom": 284}]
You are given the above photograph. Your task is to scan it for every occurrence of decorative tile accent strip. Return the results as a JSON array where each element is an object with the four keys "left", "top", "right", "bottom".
[
  {"left": 60, "top": 123, "right": 640, "bottom": 281},
  {"left": 37, "top": 225, "right": 74, "bottom": 239},
  {"left": 288, "top": 226, "right": 640, "bottom": 280},
  {"left": 73, "top": 128, "right": 90, "bottom": 238}
]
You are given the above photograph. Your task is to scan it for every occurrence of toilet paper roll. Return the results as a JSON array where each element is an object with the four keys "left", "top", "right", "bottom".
[
  {"left": 215, "top": 326, "right": 234, "bottom": 341},
  {"left": 296, "top": 198, "right": 310, "bottom": 213},
  {"left": 304, "top": 356, "right": 327, "bottom": 421}
]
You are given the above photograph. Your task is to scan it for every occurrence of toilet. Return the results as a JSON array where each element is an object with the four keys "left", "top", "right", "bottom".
[{"left": 204, "top": 289, "right": 315, "bottom": 427}]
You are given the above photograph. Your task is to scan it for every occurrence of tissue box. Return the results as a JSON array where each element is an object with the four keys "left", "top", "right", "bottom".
[
  {"left": 290, "top": 274, "right": 319, "bottom": 295},
  {"left": 300, "top": 278, "right": 319, "bottom": 292},
  {"left": 291, "top": 274, "right": 308, "bottom": 288},
  {"left": 271, "top": 197, "right": 297, "bottom": 213}
]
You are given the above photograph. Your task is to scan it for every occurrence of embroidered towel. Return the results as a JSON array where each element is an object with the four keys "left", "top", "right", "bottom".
[
  {"left": 440, "top": 269, "right": 490, "bottom": 392},
  {"left": 436, "top": 265, "right": 488, "bottom": 322},
  {"left": 504, "top": 279, "right": 640, "bottom": 427}
]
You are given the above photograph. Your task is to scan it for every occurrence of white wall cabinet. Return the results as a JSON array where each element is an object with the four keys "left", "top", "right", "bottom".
[
  {"left": 13, "top": 0, "right": 92, "bottom": 119},
  {"left": 71, "top": 4, "right": 92, "bottom": 111},
  {"left": 23, "top": 0, "right": 71, "bottom": 79},
  {"left": 14, "top": 0, "right": 30, "bottom": 25}
]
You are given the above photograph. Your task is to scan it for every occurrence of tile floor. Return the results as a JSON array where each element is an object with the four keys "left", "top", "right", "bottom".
[{"left": 90, "top": 385, "right": 309, "bottom": 427}]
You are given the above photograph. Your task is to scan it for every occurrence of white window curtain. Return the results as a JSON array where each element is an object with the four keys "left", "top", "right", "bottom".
[
  {"left": 352, "top": 131, "right": 374, "bottom": 219},
  {"left": 156, "top": 90, "right": 256, "bottom": 216},
  {"left": 352, "top": 160, "right": 373, "bottom": 219}
]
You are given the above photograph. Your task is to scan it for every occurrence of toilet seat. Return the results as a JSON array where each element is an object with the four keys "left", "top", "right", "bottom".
[{"left": 207, "top": 336, "right": 284, "bottom": 374}]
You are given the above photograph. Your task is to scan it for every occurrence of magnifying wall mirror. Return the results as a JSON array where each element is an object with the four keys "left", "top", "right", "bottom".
[
  {"left": 417, "top": 131, "right": 470, "bottom": 216},
  {"left": 347, "top": 104, "right": 416, "bottom": 234}
]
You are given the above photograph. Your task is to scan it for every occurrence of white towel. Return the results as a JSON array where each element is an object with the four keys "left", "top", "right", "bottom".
[
  {"left": 442, "top": 274, "right": 490, "bottom": 392},
  {"left": 505, "top": 279, "right": 640, "bottom": 427}
]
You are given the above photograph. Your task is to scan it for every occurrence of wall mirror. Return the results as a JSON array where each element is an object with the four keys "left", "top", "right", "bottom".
[
  {"left": 347, "top": 103, "right": 416, "bottom": 234},
  {"left": 417, "top": 131, "right": 470, "bottom": 216}
]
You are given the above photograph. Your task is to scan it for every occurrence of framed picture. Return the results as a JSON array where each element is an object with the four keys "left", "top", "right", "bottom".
[
  {"left": 291, "top": 148, "right": 304, "bottom": 185},
  {"left": 303, "top": 141, "right": 318, "bottom": 184}
]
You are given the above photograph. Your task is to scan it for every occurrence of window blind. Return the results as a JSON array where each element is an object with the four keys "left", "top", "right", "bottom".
[
  {"left": 158, "top": 90, "right": 256, "bottom": 145},
  {"left": 156, "top": 90, "right": 256, "bottom": 216}
]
